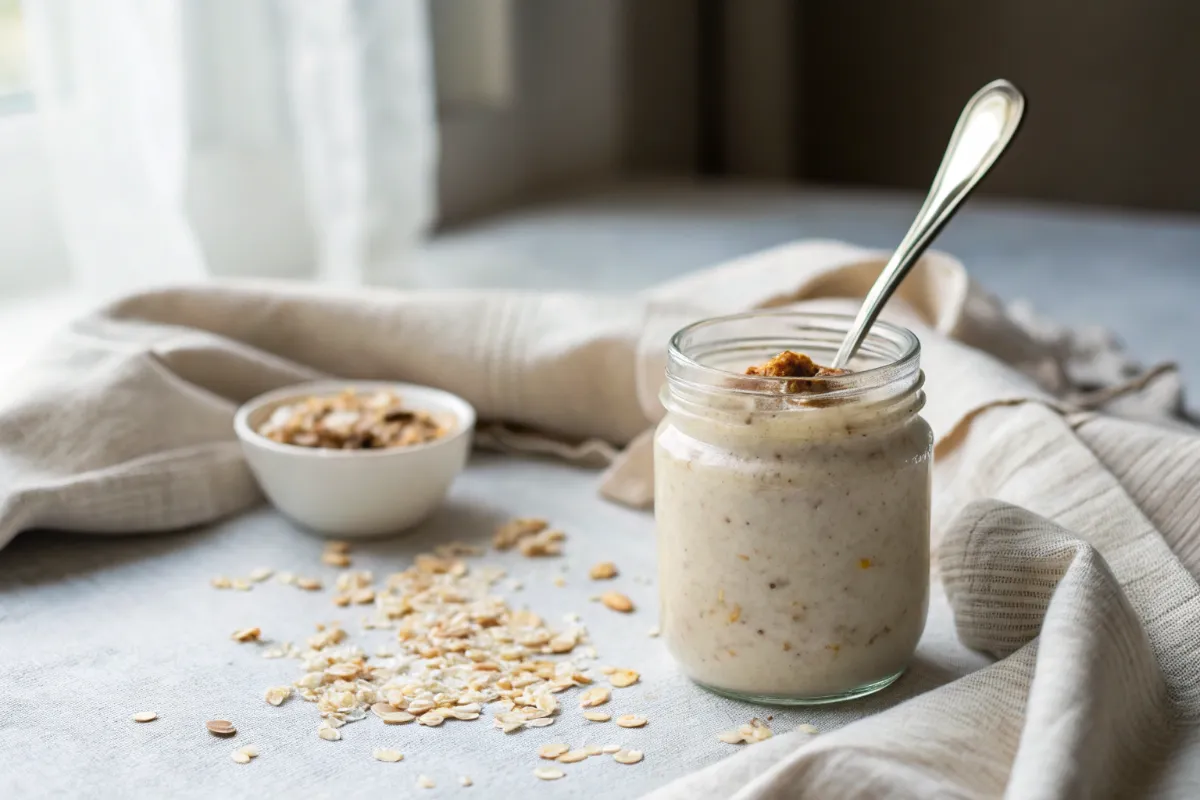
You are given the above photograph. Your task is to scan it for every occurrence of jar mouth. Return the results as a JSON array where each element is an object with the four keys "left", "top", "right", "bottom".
[{"left": 667, "top": 311, "right": 921, "bottom": 401}]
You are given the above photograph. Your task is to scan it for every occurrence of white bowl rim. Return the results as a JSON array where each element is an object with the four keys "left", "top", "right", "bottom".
[{"left": 233, "top": 380, "right": 476, "bottom": 460}]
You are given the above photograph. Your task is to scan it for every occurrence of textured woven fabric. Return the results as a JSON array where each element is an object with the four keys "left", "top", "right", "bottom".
[{"left": 1, "top": 241, "right": 1195, "bottom": 798}]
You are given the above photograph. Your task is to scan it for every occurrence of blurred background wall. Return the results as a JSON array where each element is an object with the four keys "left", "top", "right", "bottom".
[{"left": 467, "top": 0, "right": 1200, "bottom": 221}]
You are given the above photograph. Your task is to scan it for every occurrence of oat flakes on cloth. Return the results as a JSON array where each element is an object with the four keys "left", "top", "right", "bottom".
[{"left": 0, "top": 240, "right": 1197, "bottom": 798}]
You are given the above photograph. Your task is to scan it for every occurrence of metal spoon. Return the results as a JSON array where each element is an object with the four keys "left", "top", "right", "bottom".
[{"left": 831, "top": 79, "right": 1026, "bottom": 369}]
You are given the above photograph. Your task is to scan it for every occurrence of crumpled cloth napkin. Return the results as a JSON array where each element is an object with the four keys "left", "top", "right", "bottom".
[{"left": 2, "top": 240, "right": 1196, "bottom": 798}]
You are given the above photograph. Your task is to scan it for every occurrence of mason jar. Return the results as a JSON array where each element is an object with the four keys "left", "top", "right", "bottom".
[{"left": 654, "top": 311, "right": 932, "bottom": 704}]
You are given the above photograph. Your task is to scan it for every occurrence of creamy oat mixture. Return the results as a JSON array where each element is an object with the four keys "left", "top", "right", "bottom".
[{"left": 655, "top": 352, "right": 932, "bottom": 700}]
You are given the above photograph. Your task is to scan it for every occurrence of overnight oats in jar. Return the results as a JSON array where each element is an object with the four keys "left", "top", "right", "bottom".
[{"left": 654, "top": 312, "right": 932, "bottom": 704}]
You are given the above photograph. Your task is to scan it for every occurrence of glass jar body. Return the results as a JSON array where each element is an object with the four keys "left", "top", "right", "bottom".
[{"left": 654, "top": 312, "right": 932, "bottom": 704}]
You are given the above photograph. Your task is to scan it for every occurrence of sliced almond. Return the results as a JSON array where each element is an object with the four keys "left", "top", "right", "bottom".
[
  {"left": 582, "top": 711, "right": 611, "bottom": 722},
  {"left": 131, "top": 711, "right": 157, "bottom": 723},
  {"left": 372, "top": 748, "right": 404, "bottom": 763},
  {"left": 600, "top": 592, "right": 634, "bottom": 613},
  {"left": 588, "top": 561, "right": 618, "bottom": 580},
  {"left": 609, "top": 669, "right": 640, "bottom": 688},
  {"left": 555, "top": 750, "right": 589, "bottom": 764},
  {"left": 615, "top": 714, "right": 647, "bottom": 728},
  {"left": 533, "top": 767, "right": 565, "bottom": 781},
  {"left": 206, "top": 720, "right": 236, "bottom": 736},
  {"left": 231, "top": 627, "right": 261, "bottom": 643},
  {"left": 538, "top": 743, "right": 569, "bottom": 759},
  {"left": 579, "top": 686, "right": 610, "bottom": 708},
  {"left": 613, "top": 749, "right": 644, "bottom": 765},
  {"left": 322, "top": 551, "right": 352, "bottom": 568}
]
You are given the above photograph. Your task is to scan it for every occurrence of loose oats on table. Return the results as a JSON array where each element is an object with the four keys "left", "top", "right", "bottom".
[
  {"left": 131, "top": 712, "right": 157, "bottom": 723},
  {"left": 615, "top": 715, "right": 648, "bottom": 729},
  {"left": 600, "top": 592, "right": 634, "bottom": 613}
]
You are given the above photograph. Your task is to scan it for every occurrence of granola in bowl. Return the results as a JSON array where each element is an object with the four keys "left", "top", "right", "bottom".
[{"left": 256, "top": 389, "right": 451, "bottom": 451}]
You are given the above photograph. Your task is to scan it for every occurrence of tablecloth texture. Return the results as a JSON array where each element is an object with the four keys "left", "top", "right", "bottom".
[{"left": 2, "top": 241, "right": 1198, "bottom": 799}]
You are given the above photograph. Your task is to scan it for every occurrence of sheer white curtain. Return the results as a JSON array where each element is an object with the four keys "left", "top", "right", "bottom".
[{"left": 22, "top": 0, "right": 436, "bottom": 296}]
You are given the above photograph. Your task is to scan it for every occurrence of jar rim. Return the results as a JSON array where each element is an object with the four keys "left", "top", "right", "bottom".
[{"left": 667, "top": 311, "right": 921, "bottom": 399}]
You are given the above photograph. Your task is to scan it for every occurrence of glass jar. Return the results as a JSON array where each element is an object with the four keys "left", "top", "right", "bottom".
[{"left": 654, "top": 311, "right": 932, "bottom": 705}]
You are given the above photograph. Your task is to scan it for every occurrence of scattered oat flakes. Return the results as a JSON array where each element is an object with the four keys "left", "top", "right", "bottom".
[
  {"left": 602, "top": 744, "right": 621, "bottom": 754},
  {"left": 249, "top": 567, "right": 273, "bottom": 583},
  {"left": 276, "top": 571, "right": 296, "bottom": 585},
  {"left": 583, "top": 744, "right": 603, "bottom": 756},
  {"left": 600, "top": 592, "right": 634, "bottom": 613},
  {"left": 613, "top": 749, "right": 644, "bottom": 765},
  {"left": 265, "top": 686, "right": 292, "bottom": 706},
  {"left": 211, "top": 576, "right": 232, "bottom": 589},
  {"left": 296, "top": 577, "right": 322, "bottom": 591},
  {"left": 615, "top": 715, "right": 647, "bottom": 728},
  {"left": 538, "top": 743, "right": 569, "bottom": 760},
  {"left": 317, "top": 725, "right": 342, "bottom": 741},
  {"left": 555, "top": 750, "right": 589, "bottom": 764},
  {"left": 796, "top": 723, "right": 819, "bottom": 735},
  {"left": 609, "top": 669, "right": 640, "bottom": 688},
  {"left": 231, "top": 751, "right": 251, "bottom": 764},
  {"left": 333, "top": 594, "right": 351, "bottom": 607},
  {"left": 728, "top": 604, "right": 742, "bottom": 624},
  {"left": 131, "top": 711, "right": 157, "bottom": 723},
  {"left": 589, "top": 561, "right": 618, "bottom": 580},
  {"left": 372, "top": 748, "right": 404, "bottom": 762},
  {"left": 552, "top": 576, "right": 567, "bottom": 588},
  {"left": 232, "top": 579, "right": 252, "bottom": 591},
  {"left": 231, "top": 626, "right": 261, "bottom": 643},
  {"left": 719, "top": 717, "right": 773, "bottom": 744},
  {"left": 579, "top": 686, "right": 610, "bottom": 708},
  {"left": 518, "top": 528, "right": 565, "bottom": 558},
  {"left": 351, "top": 588, "right": 375, "bottom": 604},
  {"left": 524, "top": 717, "right": 555, "bottom": 728},
  {"left": 534, "top": 767, "right": 565, "bottom": 781},
  {"left": 322, "top": 551, "right": 352, "bottom": 568},
  {"left": 493, "top": 517, "right": 548, "bottom": 550},
  {"left": 417, "top": 775, "right": 436, "bottom": 789},
  {"left": 206, "top": 720, "right": 236, "bottom": 737},
  {"left": 459, "top": 776, "right": 473, "bottom": 787},
  {"left": 583, "top": 712, "right": 611, "bottom": 722}
]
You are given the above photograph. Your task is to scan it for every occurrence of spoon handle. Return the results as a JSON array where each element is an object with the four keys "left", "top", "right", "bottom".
[{"left": 831, "top": 79, "right": 1026, "bottom": 369}]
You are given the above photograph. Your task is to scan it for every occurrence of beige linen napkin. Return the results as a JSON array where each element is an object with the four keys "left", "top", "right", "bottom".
[{"left": 1, "top": 240, "right": 1195, "bottom": 798}]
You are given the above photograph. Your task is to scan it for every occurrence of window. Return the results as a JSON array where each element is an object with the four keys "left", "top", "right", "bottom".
[
  {"left": 0, "top": 0, "right": 30, "bottom": 112},
  {"left": 0, "top": 0, "right": 71, "bottom": 294}
]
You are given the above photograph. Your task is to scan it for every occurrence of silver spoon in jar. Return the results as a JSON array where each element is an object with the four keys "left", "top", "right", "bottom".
[{"left": 831, "top": 79, "right": 1025, "bottom": 369}]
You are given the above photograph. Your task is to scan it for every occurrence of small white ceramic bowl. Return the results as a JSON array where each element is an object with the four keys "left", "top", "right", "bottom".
[{"left": 233, "top": 381, "right": 475, "bottom": 538}]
